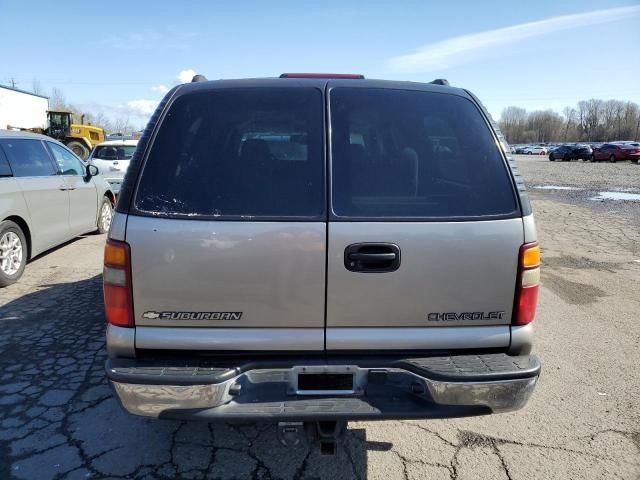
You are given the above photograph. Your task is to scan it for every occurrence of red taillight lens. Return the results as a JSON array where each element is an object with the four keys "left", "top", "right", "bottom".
[
  {"left": 513, "top": 242, "right": 540, "bottom": 326},
  {"left": 103, "top": 239, "right": 133, "bottom": 327},
  {"left": 104, "top": 284, "right": 132, "bottom": 327}
]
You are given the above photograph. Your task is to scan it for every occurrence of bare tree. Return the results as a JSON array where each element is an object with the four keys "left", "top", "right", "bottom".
[
  {"left": 49, "top": 88, "right": 68, "bottom": 111},
  {"left": 528, "top": 110, "right": 563, "bottom": 142},
  {"left": 31, "top": 79, "right": 45, "bottom": 96},
  {"left": 498, "top": 107, "right": 527, "bottom": 143},
  {"left": 498, "top": 98, "right": 639, "bottom": 144},
  {"left": 112, "top": 117, "right": 132, "bottom": 135},
  {"left": 562, "top": 107, "right": 577, "bottom": 141}
]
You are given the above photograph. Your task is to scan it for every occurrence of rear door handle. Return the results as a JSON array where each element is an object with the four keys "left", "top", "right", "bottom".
[
  {"left": 348, "top": 252, "right": 397, "bottom": 262},
  {"left": 344, "top": 243, "right": 400, "bottom": 273}
]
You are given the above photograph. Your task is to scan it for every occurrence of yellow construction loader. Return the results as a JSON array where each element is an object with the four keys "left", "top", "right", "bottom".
[{"left": 8, "top": 111, "right": 105, "bottom": 159}]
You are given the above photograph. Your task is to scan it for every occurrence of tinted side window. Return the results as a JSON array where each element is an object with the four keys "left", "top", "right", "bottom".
[
  {"left": 330, "top": 88, "right": 518, "bottom": 219},
  {"left": 0, "top": 146, "right": 12, "bottom": 177},
  {"left": 135, "top": 88, "right": 324, "bottom": 218},
  {"left": 0, "top": 139, "right": 56, "bottom": 177},
  {"left": 47, "top": 142, "right": 85, "bottom": 175}
]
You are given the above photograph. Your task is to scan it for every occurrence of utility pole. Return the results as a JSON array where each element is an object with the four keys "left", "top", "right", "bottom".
[{"left": 9, "top": 77, "right": 17, "bottom": 88}]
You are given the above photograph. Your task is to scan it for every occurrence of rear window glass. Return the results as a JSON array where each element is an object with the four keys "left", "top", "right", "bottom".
[
  {"left": 93, "top": 145, "right": 136, "bottom": 160},
  {"left": 0, "top": 146, "right": 12, "bottom": 177},
  {"left": 0, "top": 139, "right": 56, "bottom": 177},
  {"left": 330, "top": 88, "right": 518, "bottom": 219},
  {"left": 135, "top": 88, "right": 324, "bottom": 218}
]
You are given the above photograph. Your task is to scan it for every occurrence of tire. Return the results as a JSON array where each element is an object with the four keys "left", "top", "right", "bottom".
[
  {"left": 589, "top": 155, "right": 596, "bottom": 162},
  {"left": 609, "top": 155, "right": 616, "bottom": 163},
  {"left": 549, "top": 154, "right": 555, "bottom": 161},
  {"left": 96, "top": 197, "right": 113, "bottom": 234},
  {"left": 0, "top": 220, "right": 27, "bottom": 287},
  {"left": 66, "top": 141, "right": 90, "bottom": 160},
  {"left": 563, "top": 154, "right": 570, "bottom": 162},
  {"left": 527, "top": 151, "right": 532, "bottom": 155}
]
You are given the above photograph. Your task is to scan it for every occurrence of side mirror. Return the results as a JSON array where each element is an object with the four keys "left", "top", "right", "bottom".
[{"left": 87, "top": 164, "right": 99, "bottom": 177}]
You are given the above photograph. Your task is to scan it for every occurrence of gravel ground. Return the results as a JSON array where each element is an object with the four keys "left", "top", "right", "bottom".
[
  {"left": 515, "top": 154, "right": 640, "bottom": 228},
  {"left": 0, "top": 158, "right": 638, "bottom": 479}
]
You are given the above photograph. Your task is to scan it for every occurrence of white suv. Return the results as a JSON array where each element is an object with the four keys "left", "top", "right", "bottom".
[
  {"left": 88, "top": 140, "right": 138, "bottom": 194},
  {"left": 524, "top": 146, "right": 547, "bottom": 155}
]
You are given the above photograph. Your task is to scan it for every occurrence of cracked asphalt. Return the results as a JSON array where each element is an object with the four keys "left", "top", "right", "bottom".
[{"left": 1, "top": 156, "right": 639, "bottom": 479}]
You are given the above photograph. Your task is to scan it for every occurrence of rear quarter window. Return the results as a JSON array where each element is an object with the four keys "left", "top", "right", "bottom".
[
  {"left": 134, "top": 87, "right": 325, "bottom": 219},
  {"left": 329, "top": 88, "right": 519, "bottom": 219},
  {"left": 0, "top": 146, "right": 12, "bottom": 177}
]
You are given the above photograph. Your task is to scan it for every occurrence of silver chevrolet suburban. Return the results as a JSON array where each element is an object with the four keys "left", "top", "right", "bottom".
[{"left": 104, "top": 74, "right": 541, "bottom": 449}]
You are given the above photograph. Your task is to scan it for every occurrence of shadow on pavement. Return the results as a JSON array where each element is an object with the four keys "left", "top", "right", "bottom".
[{"left": 0, "top": 275, "right": 392, "bottom": 479}]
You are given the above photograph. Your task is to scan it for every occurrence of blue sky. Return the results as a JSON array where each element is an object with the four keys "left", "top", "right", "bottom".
[{"left": 1, "top": 0, "right": 639, "bottom": 127}]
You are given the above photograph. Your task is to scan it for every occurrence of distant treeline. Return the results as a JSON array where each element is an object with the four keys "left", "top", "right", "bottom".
[{"left": 498, "top": 99, "right": 640, "bottom": 144}]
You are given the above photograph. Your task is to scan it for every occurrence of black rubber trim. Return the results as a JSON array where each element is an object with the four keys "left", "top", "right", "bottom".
[
  {"left": 159, "top": 395, "right": 490, "bottom": 423},
  {"left": 106, "top": 353, "right": 540, "bottom": 386}
]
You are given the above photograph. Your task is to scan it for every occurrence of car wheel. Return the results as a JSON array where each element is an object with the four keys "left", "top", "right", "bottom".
[
  {"left": 0, "top": 220, "right": 27, "bottom": 287},
  {"left": 589, "top": 155, "right": 596, "bottom": 162},
  {"left": 96, "top": 196, "right": 113, "bottom": 234},
  {"left": 609, "top": 155, "right": 616, "bottom": 163},
  {"left": 527, "top": 151, "right": 532, "bottom": 155},
  {"left": 563, "top": 154, "right": 570, "bottom": 161},
  {"left": 549, "top": 154, "right": 555, "bottom": 161},
  {"left": 67, "top": 141, "right": 90, "bottom": 160}
]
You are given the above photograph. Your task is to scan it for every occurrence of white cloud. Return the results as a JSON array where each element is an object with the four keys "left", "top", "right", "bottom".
[
  {"left": 125, "top": 99, "right": 158, "bottom": 116},
  {"left": 151, "top": 84, "right": 169, "bottom": 94},
  {"left": 176, "top": 69, "right": 197, "bottom": 84},
  {"left": 101, "top": 29, "right": 197, "bottom": 51},
  {"left": 387, "top": 6, "right": 640, "bottom": 73}
]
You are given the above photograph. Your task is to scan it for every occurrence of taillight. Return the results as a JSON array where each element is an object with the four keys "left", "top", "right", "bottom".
[
  {"left": 513, "top": 242, "right": 540, "bottom": 326},
  {"left": 103, "top": 239, "right": 133, "bottom": 327}
]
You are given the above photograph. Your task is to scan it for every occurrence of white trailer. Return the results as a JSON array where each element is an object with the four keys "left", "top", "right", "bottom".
[{"left": 0, "top": 85, "right": 49, "bottom": 130}]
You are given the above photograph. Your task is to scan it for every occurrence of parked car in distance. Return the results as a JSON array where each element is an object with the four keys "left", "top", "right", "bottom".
[
  {"left": 104, "top": 74, "right": 541, "bottom": 441},
  {"left": 591, "top": 143, "right": 640, "bottom": 163},
  {"left": 0, "top": 131, "right": 115, "bottom": 286},
  {"left": 514, "top": 145, "right": 530, "bottom": 154},
  {"left": 88, "top": 140, "right": 138, "bottom": 194},
  {"left": 524, "top": 146, "right": 547, "bottom": 155},
  {"left": 549, "top": 144, "right": 592, "bottom": 161}
]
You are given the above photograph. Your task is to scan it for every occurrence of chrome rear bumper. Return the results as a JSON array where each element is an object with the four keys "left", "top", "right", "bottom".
[{"left": 108, "top": 356, "right": 540, "bottom": 421}]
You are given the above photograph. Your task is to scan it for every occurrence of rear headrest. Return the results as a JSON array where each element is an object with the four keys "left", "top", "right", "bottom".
[{"left": 240, "top": 139, "right": 271, "bottom": 162}]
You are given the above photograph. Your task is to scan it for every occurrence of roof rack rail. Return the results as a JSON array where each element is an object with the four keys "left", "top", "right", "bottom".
[
  {"left": 429, "top": 79, "right": 450, "bottom": 86},
  {"left": 191, "top": 74, "right": 208, "bottom": 83},
  {"left": 280, "top": 73, "right": 365, "bottom": 79}
]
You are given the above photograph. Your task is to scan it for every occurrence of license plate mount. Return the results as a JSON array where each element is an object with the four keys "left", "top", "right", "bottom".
[{"left": 290, "top": 366, "right": 362, "bottom": 395}]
